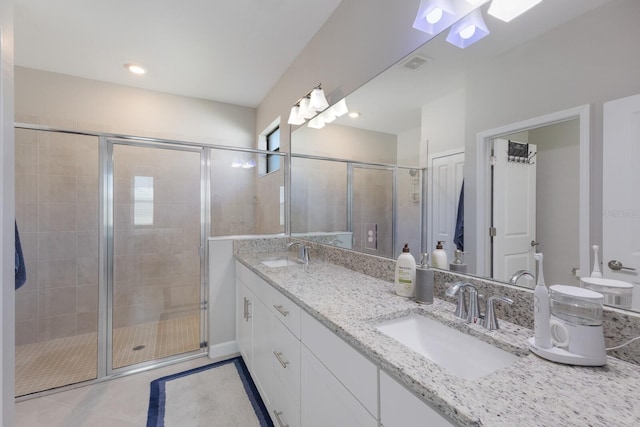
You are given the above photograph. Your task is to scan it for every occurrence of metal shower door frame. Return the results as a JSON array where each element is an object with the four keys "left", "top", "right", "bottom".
[{"left": 102, "top": 137, "right": 209, "bottom": 377}]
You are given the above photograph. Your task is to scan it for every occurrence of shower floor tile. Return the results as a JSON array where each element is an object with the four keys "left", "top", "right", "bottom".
[{"left": 16, "top": 315, "right": 200, "bottom": 397}]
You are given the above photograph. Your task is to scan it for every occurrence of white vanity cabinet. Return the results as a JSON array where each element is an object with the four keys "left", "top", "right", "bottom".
[
  {"left": 236, "top": 260, "right": 456, "bottom": 427},
  {"left": 235, "top": 261, "right": 301, "bottom": 427},
  {"left": 300, "top": 310, "right": 378, "bottom": 427},
  {"left": 380, "top": 371, "right": 455, "bottom": 427}
]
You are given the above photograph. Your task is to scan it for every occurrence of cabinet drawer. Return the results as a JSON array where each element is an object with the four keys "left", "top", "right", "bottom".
[
  {"left": 269, "top": 286, "right": 301, "bottom": 339},
  {"left": 300, "top": 311, "right": 378, "bottom": 418},
  {"left": 272, "top": 315, "right": 301, "bottom": 399}
]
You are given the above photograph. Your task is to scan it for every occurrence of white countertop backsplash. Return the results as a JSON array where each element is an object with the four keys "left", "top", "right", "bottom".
[{"left": 234, "top": 241, "right": 640, "bottom": 427}]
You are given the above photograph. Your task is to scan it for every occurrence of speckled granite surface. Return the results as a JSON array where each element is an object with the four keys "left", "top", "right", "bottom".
[{"left": 235, "top": 251, "right": 640, "bottom": 427}]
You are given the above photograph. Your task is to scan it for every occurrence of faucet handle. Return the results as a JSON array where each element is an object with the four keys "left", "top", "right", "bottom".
[
  {"left": 446, "top": 282, "right": 468, "bottom": 320},
  {"left": 481, "top": 296, "right": 513, "bottom": 330}
]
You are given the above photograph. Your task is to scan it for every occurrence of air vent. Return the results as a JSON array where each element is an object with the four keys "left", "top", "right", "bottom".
[{"left": 400, "top": 54, "right": 431, "bottom": 71}]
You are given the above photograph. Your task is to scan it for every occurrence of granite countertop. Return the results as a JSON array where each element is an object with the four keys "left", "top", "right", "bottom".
[{"left": 235, "top": 252, "right": 640, "bottom": 427}]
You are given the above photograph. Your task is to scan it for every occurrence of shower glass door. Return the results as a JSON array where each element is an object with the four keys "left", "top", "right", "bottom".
[{"left": 109, "top": 141, "right": 205, "bottom": 371}]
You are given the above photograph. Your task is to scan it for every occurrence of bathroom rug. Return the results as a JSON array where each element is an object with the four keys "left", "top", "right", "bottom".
[{"left": 146, "top": 356, "right": 272, "bottom": 427}]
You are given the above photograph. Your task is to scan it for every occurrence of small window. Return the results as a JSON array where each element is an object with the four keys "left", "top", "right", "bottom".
[
  {"left": 266, "top": 127, "right": 281, "bottom": 174},
  {"left": 134, "top": 176, "right": 154, "bottom": 226}
]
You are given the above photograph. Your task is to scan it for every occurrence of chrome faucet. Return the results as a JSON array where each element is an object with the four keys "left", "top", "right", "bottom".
[
  {"left": 481, "top": 296, "right": 513, "bottom": 330},
  {"left": 509, "top": 270, "right": 534, "bottom": 285},
  {"left": 287, "top": 241, "right": 310, "bottom": 264},
  {"left": 446, "top": 282, "right": 481, "bottom": 324}
]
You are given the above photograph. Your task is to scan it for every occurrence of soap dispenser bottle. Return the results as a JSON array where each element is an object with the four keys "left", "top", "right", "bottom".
[
  {"left": 449, "top": 250, "right": 467, "bottom": 273},
  {"left": 533, "top": 253, "right": 552, "bottom": 349},
  {"left": 395, "top": 243, "right": 416, "bottom": 297},
  {"left": 431, "top": 241, "right": 448, "bottom": 269}
]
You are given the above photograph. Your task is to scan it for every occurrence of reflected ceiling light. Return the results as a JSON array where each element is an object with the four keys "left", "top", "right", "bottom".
[
  {"left": 307, "top": 115, "right": 326, "bottom": 129},
  {"left": 348, "top": 112, "right": 360, "bottom": 119},
  {"left": 446, "top": 8, "right": 490, "bottom": 48},
  {"left": 488, "top": 0, "right": 542, "bottom": 23},
  {"left": 124, "top": 63, "right": 146, "bottom": 75},
  {"left": 333, "top": 98, "right": 349, "bottom": 117},
  {"left": 413, "top": 0, "right": 457, "bottom": 35}
]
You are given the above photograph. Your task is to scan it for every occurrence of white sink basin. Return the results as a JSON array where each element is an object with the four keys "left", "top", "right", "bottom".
[
  {"left": 261, "top": 258, "right": 303, "bottom": 268},
  {"left": 375, "top": 313, "right": 519, "bottom": 380}
]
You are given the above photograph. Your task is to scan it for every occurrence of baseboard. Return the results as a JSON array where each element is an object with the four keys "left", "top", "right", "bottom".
[{"left": 208, "top": 340, "right": 239, "bottom": 361}]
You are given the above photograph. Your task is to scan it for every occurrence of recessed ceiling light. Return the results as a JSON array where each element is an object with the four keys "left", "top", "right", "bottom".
[
  {"left": 348, "top": 112, "right": 360, "bottom": 119},
  {"left": 125, "top": 63, "right": 146, "bottom": 75}
]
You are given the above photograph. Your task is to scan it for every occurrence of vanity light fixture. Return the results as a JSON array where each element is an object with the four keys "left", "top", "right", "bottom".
[
  {"left": 446, "top": 8, "right": 489, "bottom": 48},
  {"left": 124, "top": 63, "right": 146, "bottom": 75},
  {"left": 488, "top": 0, "right": 542, "bottom": 23},
  {"left": 413, "top": 0, "right": 457, "bottom": 35},
  {"left": 287, "top": 84, "right": 330, "bottom": 125},
  {"left": 307, "top": 115, "right": 326, "bottom": 129}
]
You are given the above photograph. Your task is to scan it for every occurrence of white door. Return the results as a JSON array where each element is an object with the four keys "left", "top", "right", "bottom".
[
  {"left": 429, "top": 151, "right": 464, "bottom": 263},
  {"left": 603, "top": 93, "right": 640, "bottom": 310},
  {"left": 492, "top": 139, "right": 537, "bottom": 285}
]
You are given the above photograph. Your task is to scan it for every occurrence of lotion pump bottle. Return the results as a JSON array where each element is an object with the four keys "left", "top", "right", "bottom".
[
  {"left": 395, "top": 244, "right": 416, "bottom": 297},
  {"left": 431, "top": 241, "right": 448, "bottom": 269},
  {"left": 533, "top": 253, "right": 552, "bottom": 349}
]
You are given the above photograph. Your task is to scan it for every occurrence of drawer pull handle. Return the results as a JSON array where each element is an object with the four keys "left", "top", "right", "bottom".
[
  {"left": 273, "top": 304, "right": 289, "bottom": 317},
  {"left": 273, "top": 410, "right": 289, "bottom": 427},
  {"left": 273, "top": 351, "right": 289, "bottom": 368}
]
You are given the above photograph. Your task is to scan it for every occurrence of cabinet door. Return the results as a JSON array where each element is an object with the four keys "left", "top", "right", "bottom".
[
  {"left": 301, "top": 346, "right": 377, "bottom": 427},
  {"left": 380, "top": 371, "right": 455, "bottom": 427},
  {"left": 252, "top": 296, "right": 273, "bottom": 409},
  {"left": 236, "top": 279, "right": 253, "bottom": 368}
]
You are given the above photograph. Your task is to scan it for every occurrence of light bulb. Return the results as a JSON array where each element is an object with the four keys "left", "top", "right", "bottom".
[
  {"left": 459, "top": 24, "right": 476, "bottom": 40},
  {"left": 426, "top": 7, "right": 443, "bottom": 24}
]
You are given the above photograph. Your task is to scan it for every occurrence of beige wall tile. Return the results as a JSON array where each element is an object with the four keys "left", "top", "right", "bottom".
[
  {"left": 76, "top": 312, "right": 98, "bottom": 335},
  {"left": 16, "top": 291, "right": 38, "bottom": 322},
  {"left": 39, "top": 203, "right": 77, "bottom": 232},
  {"left": 77, "top": 230, "right": 99, "bottom": 259},
  {"left": 77, "top": 285, "right": 98, "bottom": 313},
  {"left": 38, "top": 134, "right": 77, "bottom": 176},
  {"left": 38, "top": 314, "right": 77, "bottom": 341},
  {"left": 38, "top": 287, "right": 77, "bottom": 318},
  {"left": 15, "top": 320, "right": 38, "bottom": 346},
  {"left": 39, "top": 175, "right": 77, "bottom": 203},
  {"left": 38, "top": 231, "right": 77, "bottom": 261},
  {"left": 77, "top": 256, "right": 99, "bottom": 286},
  {"left": 38, "top": 260, "right": 77, "bottom": 289}
]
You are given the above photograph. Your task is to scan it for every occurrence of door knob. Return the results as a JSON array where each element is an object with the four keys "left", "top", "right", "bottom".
[
  {"left": 531, "top": 240, "right": 539, "bottom": 247},
  {"left": 608, "top": 260, "right": 637, "bottom": 271}
]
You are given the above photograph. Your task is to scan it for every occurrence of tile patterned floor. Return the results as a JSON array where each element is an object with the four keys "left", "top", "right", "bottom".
[
  {"left": 15, "top": 357, "right": 215, "bottom": 427},
  {"left": 16, "top": 315, "right": 201, "bottom": 397}
]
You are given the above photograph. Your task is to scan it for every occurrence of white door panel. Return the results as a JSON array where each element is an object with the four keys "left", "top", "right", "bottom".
[
  {"left": 493, "top": 139, "right": 537, "bottom": 285},
  {"left": 429, "top": 151, "right": 464, "bottom": 263},
  {"left": 603, "top": 93, "right": 640, "bottom": 309}
]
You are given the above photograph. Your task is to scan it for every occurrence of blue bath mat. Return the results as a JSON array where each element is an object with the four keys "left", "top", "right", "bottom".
[{"left": 146, "top": 356, "right": 273, "bottom": 427}]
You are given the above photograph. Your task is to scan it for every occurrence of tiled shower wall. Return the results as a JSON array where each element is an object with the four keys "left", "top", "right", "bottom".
[
  {"left": 112, "top": 145, "right": 201, "bottom": 329},
  {"left": 15, "top": 129, "right": 100, "bottom": 345}
]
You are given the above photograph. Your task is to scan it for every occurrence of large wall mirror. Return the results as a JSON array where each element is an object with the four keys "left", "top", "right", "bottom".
[{"left": 290, "top": 0, "right": 640, "bottom": 313}]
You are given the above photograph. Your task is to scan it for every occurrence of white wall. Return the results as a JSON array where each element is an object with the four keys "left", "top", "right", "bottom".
[
  {"left": 421, "top": 88, "right": 466, "bottom": 158},
  {"left": 397, "top": 127, "right": 421, "bottom": 167},
  {"left": 463, "top": 0, "right": 640, "bottom": 273},
  {"left": 15, "top": 67, "right": 256, "bottom": 147},
  {"left": 1, "top": 0, "right": 15, "bottom": 424}
]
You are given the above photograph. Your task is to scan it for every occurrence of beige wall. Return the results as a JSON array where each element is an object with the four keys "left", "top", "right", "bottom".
[
  {"left": 292, "top": 124, "right": 397, "bottom": 164},
  {"left": 15, "top": 66, "right": 256, "bottom": 147}
]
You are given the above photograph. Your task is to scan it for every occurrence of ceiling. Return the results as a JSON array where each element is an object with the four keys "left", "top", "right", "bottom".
[
  {"left": 14, "top": 0, "right": 343, "bottom": 107},
  {"left": 331, "top": 0, "right": 613, "bottom": 135}
]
